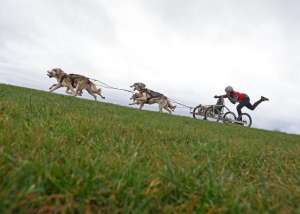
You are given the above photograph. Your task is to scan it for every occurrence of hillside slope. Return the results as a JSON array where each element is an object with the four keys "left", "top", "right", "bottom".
[{"left": 0, "top": 84, "right": 300, "bottom": 213}]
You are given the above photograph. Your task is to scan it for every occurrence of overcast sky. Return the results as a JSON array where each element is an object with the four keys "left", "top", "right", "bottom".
[{"left": 0, "top": 0, "right": 299, "bottom": 134}]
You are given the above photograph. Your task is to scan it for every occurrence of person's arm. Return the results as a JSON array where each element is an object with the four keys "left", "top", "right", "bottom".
[
  {"left": 214, "top": 94, "right": 237, "bottom": 104},
  {"left": 228, "top": 96, "right": 237, "bottom": 104},
  {"left": 214, "top": 94, "right": 228, "bottom": 98}
]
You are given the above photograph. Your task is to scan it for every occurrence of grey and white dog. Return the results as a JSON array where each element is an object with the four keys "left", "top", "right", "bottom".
[
  {"left": 47, "top": 68, "right": 105, "bottom": 100},
  {"left": 129, "top": 82, "right": 176, "bottom": 113}
]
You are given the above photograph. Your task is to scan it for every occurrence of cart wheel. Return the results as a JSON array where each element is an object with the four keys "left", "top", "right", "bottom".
[
  {"left": 223, "top": 112, "right": 236, "bottom": 124},
  {"left": 193, "top": 105, "right": 204, "bottom": 119},
  {"left": 240, "top": 113, "right": 252, "bottom": 127},
  {"left": 205, "top": 106, "right": 221, "bottom": 122}
]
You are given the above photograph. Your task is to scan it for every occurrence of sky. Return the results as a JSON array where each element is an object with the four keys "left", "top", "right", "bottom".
[{"left": 0, "top": 0, "right": 299, "bottom": 134}]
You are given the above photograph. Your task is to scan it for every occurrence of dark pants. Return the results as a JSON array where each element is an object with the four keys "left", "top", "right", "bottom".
[{"left": 237, "top": 96, "right": 263, "bottom": 118}]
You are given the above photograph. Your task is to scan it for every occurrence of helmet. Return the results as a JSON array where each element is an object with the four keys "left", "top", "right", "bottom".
[{"left": 225, "top": 86, "right": 233, "bottom": 93}]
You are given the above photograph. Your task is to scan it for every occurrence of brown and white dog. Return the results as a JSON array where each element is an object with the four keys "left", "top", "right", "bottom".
[
  {"left": 129, "top": 83, "right": 176, "bottom": 113},
  {"left": 47, "top": 68, "right": 105, "bottom": 100}
]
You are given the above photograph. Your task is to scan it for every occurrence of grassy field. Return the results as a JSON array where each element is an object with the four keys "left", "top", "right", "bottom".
[{"left": 0, "top": 83, "right": 300, "bottom": 213}]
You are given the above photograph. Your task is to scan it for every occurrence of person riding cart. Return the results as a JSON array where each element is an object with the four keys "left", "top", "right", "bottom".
[{"left": 215, "top": 86, "right": 269, "bottom": 121}]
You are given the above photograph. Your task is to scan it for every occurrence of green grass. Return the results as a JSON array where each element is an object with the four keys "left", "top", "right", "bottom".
[{"left": 0, "top": 83, "right": 300, "bottom": 213}]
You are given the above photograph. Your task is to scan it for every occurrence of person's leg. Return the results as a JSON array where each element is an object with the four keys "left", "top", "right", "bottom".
[
  {"left": 237, "top": 96, "right": 268, "bottom": 120},
  {"left": 236, "top": 97, "right": 250, "bottom": 120},
  {"left": 237, "top": 103, "right": 246, "bottom": 120},
  {"left": 245, "top": 97, "right": 265, "bottom": 110}
]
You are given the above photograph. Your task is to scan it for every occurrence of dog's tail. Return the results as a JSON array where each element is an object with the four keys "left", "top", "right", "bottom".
[{"left": 88, "top": 79, "right": 102, "bottom": 93}]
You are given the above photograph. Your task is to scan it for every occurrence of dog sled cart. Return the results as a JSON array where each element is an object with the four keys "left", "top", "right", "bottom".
[
  {"left": 192, "top": 96, "right": 225, "bottom": 120},
  {"left": 192, "top": 96, "right": 252, "bottom": 127}
]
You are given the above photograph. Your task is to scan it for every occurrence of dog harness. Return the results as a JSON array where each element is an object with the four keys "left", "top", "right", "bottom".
[
  {"left": 140, "top": 88, "right": 164, "bottom": 102},
  {"left": 145, "top": 89, "right": 163, "bottom": 98},
  {"left": 59, "top": 74, "right": 68, "bottom": 84}
]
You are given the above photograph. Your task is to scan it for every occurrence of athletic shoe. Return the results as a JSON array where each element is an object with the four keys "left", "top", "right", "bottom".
[{"left": 261, "top": 96, "right": 269, "bottom": 101}]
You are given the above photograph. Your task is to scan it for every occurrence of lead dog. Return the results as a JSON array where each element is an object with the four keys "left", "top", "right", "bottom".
[
  {"left": 130, "top": 83, "right": 176, "bottom": 113},
  {"left": 47, "top": 68, "right": 105, "bottom": 100}
]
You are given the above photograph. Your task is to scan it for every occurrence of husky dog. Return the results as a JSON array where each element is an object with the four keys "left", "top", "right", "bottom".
[
  {"left": 129, "top": 83, "right": 176, "bottom": 113},
  {"left": 47, "top": 68, "right": 105, "bottom": 100}
]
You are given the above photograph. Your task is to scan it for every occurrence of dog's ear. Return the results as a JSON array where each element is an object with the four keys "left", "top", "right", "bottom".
[
  {"left": 138, "top": 83, "right": 146, "bottom": 88},
  {"left": 52, "top": 68, "right": 63, "bottom": 74},
  {"left": 55, "top": 68, "right": 63, "bottom": 74}
]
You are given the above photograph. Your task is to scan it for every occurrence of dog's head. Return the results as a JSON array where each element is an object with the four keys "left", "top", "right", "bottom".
[
  {"left": 130, "top": 82, "right": 146, "bottom": 91},
  {"left": 47, "top": 68, "right": 64, "bottom": 78}
]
